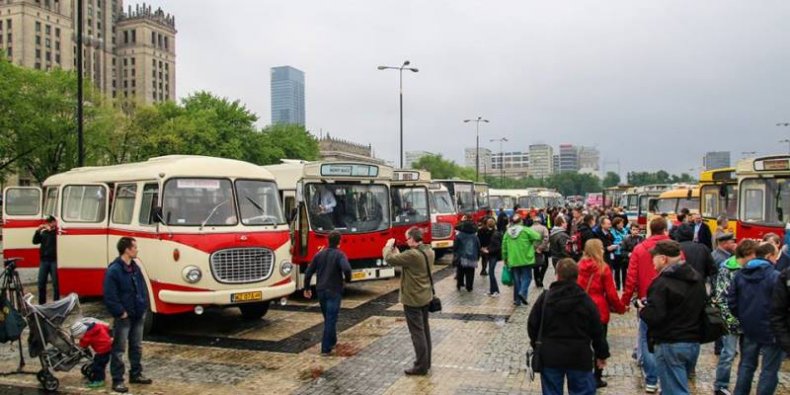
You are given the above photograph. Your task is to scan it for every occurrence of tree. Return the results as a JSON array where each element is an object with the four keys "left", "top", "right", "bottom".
[
  {"left": 411, "top": 154, "right": 463, "bottom": 179},
  {"left": 627, "top": 170, "right": 696, "bottom": 186},
  {"left": 602, "top": 171, "right": 621, "bottom": 188}
]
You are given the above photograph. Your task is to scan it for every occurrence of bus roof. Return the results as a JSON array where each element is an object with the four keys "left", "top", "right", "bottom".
[
  {"left": 699, "top": 167, "right": 736, "bottom": 184},
  {"left": 44, "top": 155, "right": 275, "bottom": 186},
  {"left": 263, "top": 160, "right": 394, "bottom": 190},
  {"left": 489, "top": 188, "right": 521, "bottom": 197},
  {"left": 658, "top": 186, "right": 700, "bottom": 199},
  {"left": 736, "top": 155, "right": 790, "bottom": 176}
]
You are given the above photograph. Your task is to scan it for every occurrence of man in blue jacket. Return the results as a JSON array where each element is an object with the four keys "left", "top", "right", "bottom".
[
  {"left": 104, "top": 237, "right": 152, "bottom": 393},
  {"left": 727, "top": 242, "right": 784, "bottom": 395}
]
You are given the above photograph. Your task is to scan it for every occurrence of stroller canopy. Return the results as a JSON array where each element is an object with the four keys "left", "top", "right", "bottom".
[{"left": 31, "top": 293, "right": 80, "bottom": 326}]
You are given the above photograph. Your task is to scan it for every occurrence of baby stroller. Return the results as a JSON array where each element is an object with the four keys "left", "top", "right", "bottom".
[{"left": 23, "top": 292, "right": 93, "bottom": 391}]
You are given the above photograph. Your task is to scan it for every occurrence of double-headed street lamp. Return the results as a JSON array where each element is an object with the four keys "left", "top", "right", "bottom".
[
  {"left": 378, "top": 61, "right": 419, "bottom": 168},
  {"left": 464, "top": 117, "right": 489, "bottom": 181},
  {"left": 490, "top": 137, "right": 508, "bottom": 185}
]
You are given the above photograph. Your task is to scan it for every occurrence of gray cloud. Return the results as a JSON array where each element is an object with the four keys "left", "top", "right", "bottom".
[{"left": 145, "top": 0, "right": 790, "bottom": 176}]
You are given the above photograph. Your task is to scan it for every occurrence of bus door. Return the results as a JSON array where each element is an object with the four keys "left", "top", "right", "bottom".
[
  {"left": 57, "top": 183, "right": 110, "bottom": 295},
  {"left": 2, "top": 186, "right": 44, "bottom": 267}
]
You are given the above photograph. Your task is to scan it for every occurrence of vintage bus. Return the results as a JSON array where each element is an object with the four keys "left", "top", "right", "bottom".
[
  {"left": 621, "top": 184, "right": 671, "bottom": 225},
  {"left": 2, "top": 155, "right": 295, "bottom": 327},
  {"left": 264, "top": 161, "right": 395, "bottom": 290},
  {"left": 391, "top": 170, "right": 432, "bottom": 249},
  {"left": 603, "top": 185, "right": 631, "bottom": 208},
  {"left": 646, "top": 185, "right": 700, "bottom": 233},
  {"left": 539, "top": 190, "right": 564, "bottom": 208},
  {"left": 474, "top": 182, "right": 491, "bottom": 222},
  {"left": 699, "top": 168, "right": 738, "bottom": 236},
  {"left": 434, "top": 179, "right": 492, "bottom": 222},
  {"left": 517, "top": 189, "right": 546, "bottom": 211},
  {"left": 736, "top": 155, "right": 790, "bottom": 240},
  {"left": 489, "top": 188, "right": 520, "bottom": 217},
  {"left": 428, "top": 182, "right": 458, "bottom": 259}
]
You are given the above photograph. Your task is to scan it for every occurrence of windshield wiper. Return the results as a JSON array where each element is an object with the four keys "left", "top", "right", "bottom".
[
  {"left": 245, "top": 196, "right": 265, "bottom": 213},
  {"left": 200, "top": 199, "right": 228, "bottom": 230}
]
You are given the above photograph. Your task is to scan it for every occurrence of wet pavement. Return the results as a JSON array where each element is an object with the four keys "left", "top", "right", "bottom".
[{"left": 0, "top": 257, "right": 789, "bottom": 394}]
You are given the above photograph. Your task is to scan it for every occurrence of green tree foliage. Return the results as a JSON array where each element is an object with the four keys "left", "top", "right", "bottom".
[
  {"left": 602, "top": 171, "right": 621, "bottom": 188},
  {"left": 627, "top": 170, "right": 695, "bottom": 186},
  {"left": 411, "top": 154, "right": 464, "bottom": 179}
]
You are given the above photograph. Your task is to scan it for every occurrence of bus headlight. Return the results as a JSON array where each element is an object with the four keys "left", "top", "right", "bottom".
[
  {"left": 182, "top": 266, "right": 202, "bottom": 284},
  {"left": 280, "top": 261, "right": 294, "bottom": 276}
]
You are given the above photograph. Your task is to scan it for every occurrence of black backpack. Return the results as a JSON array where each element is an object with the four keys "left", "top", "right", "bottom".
[{"left": 0, "top": 298, "right": 26, "bottom": 343}]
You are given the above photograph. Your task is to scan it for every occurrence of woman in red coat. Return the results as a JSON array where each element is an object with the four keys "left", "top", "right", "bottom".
[{"left": 577, "top": 238, "right": 627, "bottom": 388}]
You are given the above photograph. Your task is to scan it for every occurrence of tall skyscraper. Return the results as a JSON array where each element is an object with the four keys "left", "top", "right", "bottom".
[
  {"left": 0, "top": 1, "right": 176, "bottom": 104},
  {"left": 528, "top": 144, "right": 554, "bottom": 179},
  {"left": 559, "top": 144, "right": 580, "bottom": 173},
  {"left": 703, "top": 151, "right": 731, "bottom": 170},
  {"left": 271, "top": 65, "right": 305, "bottom": 125}
]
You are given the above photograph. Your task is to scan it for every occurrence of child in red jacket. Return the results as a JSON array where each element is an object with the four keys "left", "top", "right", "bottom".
[{"left": 71, "top": 319, "right": 113, "bottom": 388}]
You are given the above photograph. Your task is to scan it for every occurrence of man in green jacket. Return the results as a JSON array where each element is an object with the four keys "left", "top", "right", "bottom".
[
  {"left": 502, "top": 214, "right": 542, "bottom": 306},
  {"left": 384, "top": 227, "right": 435, "bottom": 376}
]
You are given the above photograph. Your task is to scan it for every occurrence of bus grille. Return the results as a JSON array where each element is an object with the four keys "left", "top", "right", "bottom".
[
  {"left": 432, "top": 222, "right": 453, "bottom": 239},
  {"left": 210, "top": 248, "right": 274, "bottom": 284}
]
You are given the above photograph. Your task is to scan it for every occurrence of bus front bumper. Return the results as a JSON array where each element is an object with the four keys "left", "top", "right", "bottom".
[
  {"left": 158, "top": 280, "right": 296, "bottom": 306},
  {"left": 431, "top": 239, "right": 454, "bottom": 250}
]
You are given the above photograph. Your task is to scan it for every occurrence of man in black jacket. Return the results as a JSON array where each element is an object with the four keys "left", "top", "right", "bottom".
[
  {"left": 676, "top": 223, "right": 716, "bottom": 289},
  {"left": 528, "top": 258, "right": 608, "bottom": 394},
  {"left": 303, "top": 230, "right": 352, "bottom": 356},
  {"left": 691, "top": 213, "right": 713, "bottom": 250},
  {"left": 32, "top": 215, "right": 59, "bottom": 304},
  {"left": 771, "top": 267, "right": 790, "bottom": 357},
  {"left": 639, "top": 240, "right": 706, "bottom": 395}
]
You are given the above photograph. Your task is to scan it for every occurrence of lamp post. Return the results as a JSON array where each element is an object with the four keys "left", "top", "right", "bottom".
[
  {"left": 464, "top": 116, "right": 489, "bottom": 181},
  {"left": 776, "top": 124, "right": 790, "bottom": 154},
  {"left": 378, "top": 61, "right": 419, "bottom": 168},
  {"left": 76, "top": 0, "right": 84, "bottom": 166},
  {"left": 490, "top": 137, "right": 508, "bottom": 185}
]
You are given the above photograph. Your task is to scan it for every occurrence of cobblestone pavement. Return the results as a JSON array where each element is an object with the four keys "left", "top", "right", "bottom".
[{"left": 0, "top": 257, "right": 789, "bottom": 394}]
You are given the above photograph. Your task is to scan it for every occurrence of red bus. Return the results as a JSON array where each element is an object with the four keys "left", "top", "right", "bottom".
[
  {"left": 391, "top": 170, "right": 432, "bottom": 248},
  {"left": 435, "top": 179, "right": 490, "bottom": 223},
  {"left": 736, "top": 155, "right": 790, "bottom": 240},
  {"left": 428, "top": 182, "right": 458, "bottom": 260}
]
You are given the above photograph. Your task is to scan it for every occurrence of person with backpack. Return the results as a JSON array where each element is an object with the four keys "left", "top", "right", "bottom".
[
  {"left": 713, "top": 239, "right": 758, "bottom": 395},
  {"left": 530, "top": 212, "right": 550, "bottom": 288},
  {"left": 549, "top": 215, "right": 572, "bottom": 267},
  {"left": 482, "top": 218, "right": 503, "bottom": 297},
  {"left": 454, "top": 219, "right": 481, "bottom": 292},
  {"left": 639, "top": 240, "right": 706, "bottom": 395},
  {"left": 577, "top": 238, "right": 627, "bottom": 388},
  {"left": 728, "top": 242, "right": 785, "bottom": 395},
  {"left": 502, "top": 214, "right": 542, "bottom": 306}
]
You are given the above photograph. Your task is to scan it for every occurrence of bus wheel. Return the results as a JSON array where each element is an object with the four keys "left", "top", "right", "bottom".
[
  {"left": 239, "top": 301, "right": 271, "bottom": 321},
  {"left": 143, "top": 306, "right": 158, "bottom": 336}
]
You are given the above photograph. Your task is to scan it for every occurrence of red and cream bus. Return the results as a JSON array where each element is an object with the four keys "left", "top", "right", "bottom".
[
  {"left": 391, "top": 170, "right": 432, "bottom": 249},
  {"left": 435, "top": 179, "right": 490, "bottom": 222},
  {"left": 736, "top": 155, "right": 790, "bottom": 240},
  {"left": 428, "top": 182, "right": 457, "bottom": 259},
  {"left": 264, "top": 161, "right": 395, "bottom": 290},
  {"left": 2, "top": 155, "right": 295, "bottom": 326}
]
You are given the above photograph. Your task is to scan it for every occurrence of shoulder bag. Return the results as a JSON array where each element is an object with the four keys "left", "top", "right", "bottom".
[{"left": 418, "top": 249, "right": 442, "bottom": 313}]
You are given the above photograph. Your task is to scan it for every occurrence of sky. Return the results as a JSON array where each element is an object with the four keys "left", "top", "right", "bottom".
[{"left": 141, "top": 0, "right": 790, "bottom": 177}]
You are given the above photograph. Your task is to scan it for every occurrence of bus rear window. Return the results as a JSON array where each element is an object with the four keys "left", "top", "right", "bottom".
[{"left": 5, "top": 188, "right": 41, "bottom": 216}]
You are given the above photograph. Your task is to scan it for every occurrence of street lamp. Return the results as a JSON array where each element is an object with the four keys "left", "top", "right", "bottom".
[
  {"left": 76, "top": 0, "right": 84, "bottom": 166},
  {"left": 464, "top": 116, "right": 489, "bottom": 181},
  {"left": 490, "top": 137, "right": 508, "bottom": 185},
  {"left": 777, "top": 124, "right": 790, "bottom": 154},
  {"left": 378, "top": 61, "right": 419, "bottom": 168}
]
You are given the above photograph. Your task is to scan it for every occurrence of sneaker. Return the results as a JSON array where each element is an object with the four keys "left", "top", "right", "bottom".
[
  {"left": 596, "top": 379, "right": 608, "bottom": 388},
  {"left": 490, "top": 292, "right": 500, "bottom": 298},
  {"left": 86, "top": 380, "right": 104, "bottom": 389},
  {"left": 129, "top": 374, "right": 153, "bottom": 384},
  {"left": 112, "top": 382, "right": 129, "bottom": 393},
  {"left": 714, "top": 389, "right": 732, "bottom": 395},
  {"left": 645, "top": 384, "right": 658, "bottom": 393}
]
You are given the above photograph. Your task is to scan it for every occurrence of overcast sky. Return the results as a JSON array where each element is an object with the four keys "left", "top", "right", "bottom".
[{"left": 143, "top": 0, "right": 790, "bottom": 177}]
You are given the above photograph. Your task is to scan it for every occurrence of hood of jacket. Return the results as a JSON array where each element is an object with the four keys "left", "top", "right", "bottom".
[
  {"left": 506, "top": 224, "right": 526, "bottom": 239},
  {"left": 546, "top": 280, "right": 589, "bottom": 314},
  {"left": 722, "top": 256, "right": 741, "bottom": 270},
  {"left": 661, "top": 261, "right": 702, "bottom": 283},
  {"left": 549, "top": 227, "right": 567, "bottom": 237},
  {"left": 675, "top": 223, "right": 695, "bottom": 242},
  {"left": 457, "top": 220, "right": 477, "bottom": 234},
  {"left": 741, "top": 259, "right": 776, "bottom": 282},
  {"left": 578, "top": 258, "right": 604, "bottom": 280}
]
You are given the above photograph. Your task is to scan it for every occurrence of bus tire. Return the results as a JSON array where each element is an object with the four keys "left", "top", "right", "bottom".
[
  {"left": 143, "top": 306, "right": 158, "bottom": 336},
  {"left": 239, "top": 301, "right": 271, "bottom": 321}
]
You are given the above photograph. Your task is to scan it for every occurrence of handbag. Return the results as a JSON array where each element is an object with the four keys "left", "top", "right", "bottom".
[
  {"left": 0, "top": 298, "right": 26, "bottom": 343},
  {"left": 501, "top": 265, "right": 513, "bottom": 286},
  {"left": 700, "top": 297, "right": 727, "bottom": 343},
  {"left": 526, "top": 290, "right": 549, "bottom": 379},
  {"left": 418, "top": 249, "right": 442, "bottom": 313}
]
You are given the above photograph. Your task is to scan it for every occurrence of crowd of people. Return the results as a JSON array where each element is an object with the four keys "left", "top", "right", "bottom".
[{"left": 451, "top": 204, "right": 790, "bottom": 395}]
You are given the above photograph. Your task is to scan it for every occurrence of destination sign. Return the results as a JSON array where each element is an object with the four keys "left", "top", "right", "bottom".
[
  {"left": 755, "top": 158, "right": 790, "bottom": 171},
  {"left": 320, "top": 164, "right": 379, "bottom": 177},
  {"left": 394, "top": 171, "right": 420, "bottom": 181}
]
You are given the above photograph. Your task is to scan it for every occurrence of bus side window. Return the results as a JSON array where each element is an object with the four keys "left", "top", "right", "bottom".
[
  {"left": 138, "top": 183, "right": 160, "bottom": 226},
  {"left": 43, "top": 187, "right": 58, "bottom": 217},
  {"left": 111, "top": 184, "right": 137, "bottom": 225},
  {"left": 62, "top": 185, "right": 107, "bottom": 223}
]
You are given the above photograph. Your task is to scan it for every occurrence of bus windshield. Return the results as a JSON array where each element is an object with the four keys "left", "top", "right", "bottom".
[
  {"left": 741, "top": 178, "right": 790, "bottom": 225},
  {"left": 236, "top": 180, "right": 286, "bottom": 225},
  {"left": 656, "top": 198, "right": 677, "bottom": 214},
  {"left": 677, "top": 198, "right": 699, "bottom": 212},
  {"left": 490, "top": 196, "right": 514, "bottom": 211},
  {"left": 391, "top": 186, "right": 430, "bottom": 225},
  {"left": 305, "top": 183, "right": 390, "bottom": 233},
  {"left": 454, "top": 184, "right": 475, "bottom": 213},
  {"left": 476, "top": 187, "right": 489, "bottom": 210},
  {"left": 701, "top": 184, "right": 738, "bottom": 219},
  {"left": 431, "top": 190, "right": 455, "bottom": 214},
  {"left": 163, "top": 178, "right": 237, "bottom": 226}
]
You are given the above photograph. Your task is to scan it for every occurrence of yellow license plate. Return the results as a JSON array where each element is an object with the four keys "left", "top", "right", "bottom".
[
  {"left": 435, "top": 241, "right": 451, "bottom": 248},
  {"left": 352, "top": 271, "right": 367, "bottom": 281},
  {"left": 231, "top": 291, "right": 263, "bottom": 303}
]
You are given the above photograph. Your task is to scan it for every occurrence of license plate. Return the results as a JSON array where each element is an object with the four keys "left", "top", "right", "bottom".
[
  {"left": 231, "top": 291, "right": 263, "bottom": 303},
  {"left": 352, "top": 271, "right": 367, "bottom": 281},
  {"left": 435, "top": 241, "right": 451, "bottom": 248}
]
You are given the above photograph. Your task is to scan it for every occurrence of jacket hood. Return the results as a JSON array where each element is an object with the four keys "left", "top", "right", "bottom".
[
  {"left": 550, "top": 227, "right": 566, "bottom": 237},
  {"left": 661, "top": 262, "right": 701, "bottom": 283},
  {"left": 643, "top": 234, "right": 670, "bottom": 250},
  {"left": 741, "top": 259, "right": 775, "bottom": 282},
  {"left": 506, "top": 224, "right": 525, "bottom": 239},
  {"left": 676, "top": 224, "right": 695, "bottom": 242},
  {"left": 722, "top": 256, "right": 741, "bottom": 270},
  {"left": 546, "top": 280, "right": 588, "bottom": 313},
  {"left": 457, "top": 221, "right": 477, "bottom": 234},
  {"left": 578, "top": 258, "right": 604, "bottom": 278}
]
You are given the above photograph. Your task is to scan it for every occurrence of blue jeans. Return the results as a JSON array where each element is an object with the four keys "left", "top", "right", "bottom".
[
  {"left": 511, "top": 266, "right": 532, "bottom": 304},
  {"left": 110, "top": 314, "right": 145, "bottom": 383},
  {"left": 541, "top": 367, "right": 596, "bottom": 395},
  {"left": 734, "top": 337, "right": 785, "bottom": 395},
  {"left": 714, "top": 334, "right": 739, "bottom": 391},
  {"left": 654, "top": 342, "right": 700, "bottom": 395},
  {"left": 91, "top": 352, "right": 110, "bottom": 382},
  {"left": 488, "top": 256, "right": 499, "bottom": 294},
  {"left": 37, "top": 260, "right": 59, "bottom": 304},
  {"left": 638, "top": 319, "right": 658, "bottom": 386},
  {"left": 318, "top": 289, "right": 342, "bottom": 354}
]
